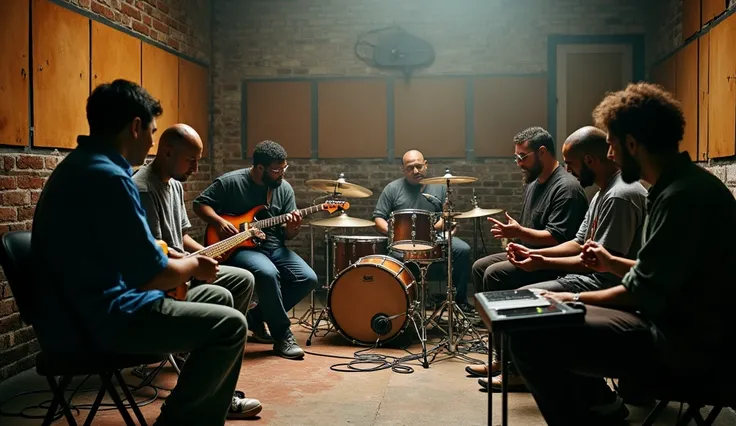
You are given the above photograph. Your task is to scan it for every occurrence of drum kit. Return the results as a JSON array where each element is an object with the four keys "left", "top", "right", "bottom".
[{"left": 298, "top": 170, "right": 503, "bottom": 367}]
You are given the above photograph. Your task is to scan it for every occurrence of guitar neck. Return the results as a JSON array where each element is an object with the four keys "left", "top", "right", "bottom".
[
  {"left": 190, "top": 230, "right": 252, "bottom": 259},
  {"left": 250, "top": 204, "right": 325, "bottom": 230}
]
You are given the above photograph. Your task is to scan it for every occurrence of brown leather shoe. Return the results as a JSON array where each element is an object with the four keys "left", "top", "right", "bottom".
[
  {"left": 478, "top": 372, "right": 528, "bottom": 392},
  {"left": 465, "top": 359, "right": 501, "bottom": 377}
]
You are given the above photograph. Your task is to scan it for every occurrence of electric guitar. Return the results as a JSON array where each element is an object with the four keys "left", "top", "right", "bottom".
[
  {"left": 204, "top": 200, "right": 350, "bottom": 257},
  {"left": 156, "top": 226, "right": 267, "bottom": 301}
]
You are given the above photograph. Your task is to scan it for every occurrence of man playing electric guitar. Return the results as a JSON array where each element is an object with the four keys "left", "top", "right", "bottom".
[{"left": 194, "top": 140, "right": 318, "bottom": 359}]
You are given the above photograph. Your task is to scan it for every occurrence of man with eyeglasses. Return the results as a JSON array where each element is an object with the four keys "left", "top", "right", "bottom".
[
  {"left": 472, "top": 126, "right": 589, "bottom": 293},
  {"left": 372, "top": 149, "right": 474, "bottom": 312},
  {"left": 193, "top": 140, "right": 318, "bottom": 360}
]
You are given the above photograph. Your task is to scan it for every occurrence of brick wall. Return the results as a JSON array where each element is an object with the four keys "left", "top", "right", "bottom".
[
  {"left": 0, "top": 0, "right": 212, "bottom": 382},
  {"left": 210, "top": 0, "right": 649, "bottom": 285}
]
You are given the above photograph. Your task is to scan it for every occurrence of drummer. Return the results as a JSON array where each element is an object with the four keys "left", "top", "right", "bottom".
[{"left": 372, "top": 149, "right": 474, "bottom": 313}]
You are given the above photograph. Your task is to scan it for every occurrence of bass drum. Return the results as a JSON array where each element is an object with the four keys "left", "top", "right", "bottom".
[{"left": 327, "top": 255, "right": 416, "bottom": 346}]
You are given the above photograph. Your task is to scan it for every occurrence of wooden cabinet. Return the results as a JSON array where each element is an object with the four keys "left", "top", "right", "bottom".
[
  {"left": 676, "top": 42, "right": 699, "bottom": 159},
  {"left": 702, "top": 0, "right": 728, "bottom": 26},
  {"left": 707, "top": 12, "right": 736, "bottom": 158},
  {"left": 0, "top": 0, "right": 30, "bottom": 147},
  {"left": 683, "top": 0, "right": 702, "bottom": 40},
  {"left": 92, "top": 20, "right": 141, "bottom": 88},
  {"left": 32, "top": 0, "right": 90, "bottom": 149},
  {"left": 142, "top": 43, "right": 179, "bottom": 154},
  {"left": 698, "top": 33, "right": 710, "bottom": 161},
  {"left": 178, "top": 58, "right": 209, "bottom": 157}
]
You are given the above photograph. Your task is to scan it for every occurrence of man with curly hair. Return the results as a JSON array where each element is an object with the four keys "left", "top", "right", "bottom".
[
  {"left": 510, "top": 82, "right": 736, "bottom": 425},
  {"left": 194, "top": 140, "right": 317, "bottom": 360}
]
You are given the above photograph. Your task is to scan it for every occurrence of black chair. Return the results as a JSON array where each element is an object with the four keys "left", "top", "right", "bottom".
[
  {"left": 0, "top": 230, "right": 167, "bottom": 426},
  {"left": 620, "top": 371, "right": 735, "bottom": 426}
]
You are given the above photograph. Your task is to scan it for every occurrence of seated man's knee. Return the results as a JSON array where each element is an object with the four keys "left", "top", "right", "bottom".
[
  {"left": 221, "top": 309, "right": 248, "bottom": 341},
  {"left": 305, "top": 268, "right": 318, "bottom": 289},
  {"left": 201, "top": 284, "right": 235, "bottom": 308}
]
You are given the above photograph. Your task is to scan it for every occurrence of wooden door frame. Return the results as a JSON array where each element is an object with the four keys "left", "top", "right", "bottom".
[{"left": 547, "top": 34, "right": 646, "bottom": 151}]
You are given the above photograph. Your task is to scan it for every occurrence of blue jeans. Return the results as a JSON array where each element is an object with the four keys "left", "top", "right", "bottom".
[
  {"left": 390, "top": 236, "right": 471, "bottom": 304},
  {"left": 225, "top": 246, "right": 318, "bottom": 339}
]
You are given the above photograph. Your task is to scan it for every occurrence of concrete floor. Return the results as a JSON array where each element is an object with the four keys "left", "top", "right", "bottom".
[{"left": 0, "top": 301, "right": 734, "bottom": 426}]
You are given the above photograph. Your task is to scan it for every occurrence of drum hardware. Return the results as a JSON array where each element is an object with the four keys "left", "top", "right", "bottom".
[
  {"left": 454, "top": 189, "right": 504, "bottom": 261},
  {"left": 305, "top": 173, "right": 374, "bottom": 198},
  {"left": 419, "top": 168, "right": 484, "bottom": 355}
]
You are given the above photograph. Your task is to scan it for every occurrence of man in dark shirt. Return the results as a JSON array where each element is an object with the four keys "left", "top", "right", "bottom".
[
  {"left": 510, "top": 82, "right": 736, "bottom": 425},
  {"left": 193, "top": 140, "right": 318, "bottom": 360},
  {"left": 471, "top": 127, "right": 588, "bottom": 291},
  {"left": 372, "top": 149, "right": 473, "bottom": 311},
  {"left": 31, "top": 79, "right": 259, "bottom": 425}
]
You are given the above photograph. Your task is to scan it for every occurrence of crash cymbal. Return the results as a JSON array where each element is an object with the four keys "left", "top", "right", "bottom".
[
  {"left": 310, "top": 212, "right": 375, "bottom": 228},
  {"left": 420, "top": 168, "right": 478, "bottom": 185},
  {"left": 305, "top": 173, "right": 373, "bottom": 198},
  {"left": 455, "top": 207, "right": 504, "bottom": 219}
]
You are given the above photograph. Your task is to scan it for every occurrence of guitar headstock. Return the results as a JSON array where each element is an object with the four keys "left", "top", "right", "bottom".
[{"left": 322, "top": 199, "right": 350, "bottom": 214}]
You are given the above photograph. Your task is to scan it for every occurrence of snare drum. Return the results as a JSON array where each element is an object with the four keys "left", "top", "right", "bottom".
[
  {"left": 331, "top": 235, "right": 388, "bottom": 277},
  {"left": 388, "top": 209, "right": 437, "bottom": 251},
  {"left": 403, "top": 239, "right": 447, "bottom": 264}
]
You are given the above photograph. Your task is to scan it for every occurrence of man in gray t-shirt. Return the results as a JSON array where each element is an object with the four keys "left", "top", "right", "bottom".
[
  {"left": 132, "top": 124, "right": 262, "bottom": 418},
  {"left": 372, "top": 149, "right": 473, "bottom": 310}
]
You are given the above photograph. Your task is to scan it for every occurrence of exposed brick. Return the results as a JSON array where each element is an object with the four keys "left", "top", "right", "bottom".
[
  {"left": 2, "top": 156, "right": 14, "bottom": 172},
  {"left": 15, "top": 176, "right": 45, "bottom": 190},
  {"left": 121, "top": 2, "right": 140, "bottom": 20},
  {"left": 44, "top": 156, "right": 60, "bottom": 170},
  {"left": 90, "top": 0, "right": 115, "bottom": 20},
  {"left": 0, "top": 176, "right": 16, "bottom": 190},
  {"left": 17, "top": 206, "right": 35, "bottom": 221},
  {"left": 2, "top": 191, "right": 30, "bottom": 206},
  {"left": 0, "top": 208, "right": 18, "bottom": 223},
  {"left": 0, "top": 314, "right": 21, "bottom": 335},
  {"left": 0, "top": 299, "right": 17, "bottom": 317},
  {"left": 16, "top": 155, "right": 44, "bottom": 170},
  {"left": 30, "top": 190, "right": 42, "bottom": 203},
  {"left": 132, "top": 20, "right": 150, "bottom": 36}
]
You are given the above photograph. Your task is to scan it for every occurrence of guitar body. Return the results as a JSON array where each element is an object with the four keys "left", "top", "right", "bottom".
[
  {"left": 204, "top": 205, "right": 265, "bottom": 257},
  {"left": 155, "top": 240, "right": 188, "bottom": 301}
]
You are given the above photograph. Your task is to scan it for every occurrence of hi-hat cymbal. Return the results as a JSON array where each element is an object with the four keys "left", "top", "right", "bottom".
[
  {"left": 310, "top": 213, "right": 375, "bottom": 228},
  {"left": 305, "top": 174, "right": 373, "bottom": 198},
  {"left": 455, "top": 207, "right": 504, "bottom": 219},
  {"left": 420, "top": 169, "right": 478, "bottom": 185}
]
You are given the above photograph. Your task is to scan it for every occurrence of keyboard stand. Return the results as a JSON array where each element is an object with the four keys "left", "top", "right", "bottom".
[{"left": 474, "top": 293, "right": 585, "bottom": 426}]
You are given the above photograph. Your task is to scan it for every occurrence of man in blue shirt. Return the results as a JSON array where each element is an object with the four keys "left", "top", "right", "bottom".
[{"left": 32, "top": 79, "right": 260, "bottom": 425}]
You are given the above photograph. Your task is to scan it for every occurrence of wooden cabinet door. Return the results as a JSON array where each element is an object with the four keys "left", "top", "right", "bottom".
[
  {"left": 142, "top": 43, "right": 178, "bottom": 154},
  {"left": 707, "top": 13, "right": 736, "bottom": 159},
  {"left": 32, "top": 0, "right": 90, "bottom": 149},
  {"left": 178, "top": 59, "right": 209, "bottom": 157},
  {"left": 0, "top": 0, "right": 30, "bottom": 147}
]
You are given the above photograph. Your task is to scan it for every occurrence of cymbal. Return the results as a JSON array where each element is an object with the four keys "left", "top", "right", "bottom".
[
  {"left": 455, "top": 207, "right": 504, "bottom": 219},
  {"left": 305, "top": 176, "right": 373, "bottom": 198},
  {"left": 310, "top": 213, "right": 375, "bottom": 228},
  {"left": 420, "top": 171, "right": 478, "bottom": 185}
]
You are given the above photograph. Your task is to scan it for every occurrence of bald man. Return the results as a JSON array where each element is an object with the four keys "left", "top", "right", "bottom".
[
  {"left": 372, "top": 149, "right": 473, "bottom": 312},
  {"left": 469, "top": 126, "right": 649, "bottom": 393},
  {"left": 132, "top": 124, "right": 262, "bottom": 419}
]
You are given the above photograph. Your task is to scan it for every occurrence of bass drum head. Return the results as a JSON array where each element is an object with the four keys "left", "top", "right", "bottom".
[{"left": 328, "top": 255, "right": 413, "bottom": 346}]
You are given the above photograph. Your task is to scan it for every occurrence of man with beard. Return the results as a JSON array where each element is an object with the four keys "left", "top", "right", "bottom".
[
  {"left": 133, "top": 123, "right": 262, "bottom": 417},
  {"left": 471, "top": 127, "right": 588, "bottom": 292},
  {"left": 468, "top": 126, "right": 648, "bottom": 392},
  {"left": 372, "top": 149, "right": 473, "bottom": 311},
  {"left": 509, "top": 83, "right": 736, "bottom": 425},
  {"left": 193, "top": 140, "right": 317, "bottom": 360}
]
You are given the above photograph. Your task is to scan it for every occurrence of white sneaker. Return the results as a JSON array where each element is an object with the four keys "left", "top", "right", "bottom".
[{"left": 228, "top": 390, "right": 262, "bottom": 419}]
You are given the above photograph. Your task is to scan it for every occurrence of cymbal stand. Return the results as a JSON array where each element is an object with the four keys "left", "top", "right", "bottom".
[
  {"left": 425, "top": 169, "right": 484, "bottom": 356},
  {"left": 470, "top": 189, "right": 485, "bottom": 262},
  {"left": 404, "top": 260, "right": 431, "bottom": 368},
  {"left": 298, "top": 194, "right": 337, "bottom": 334}
]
